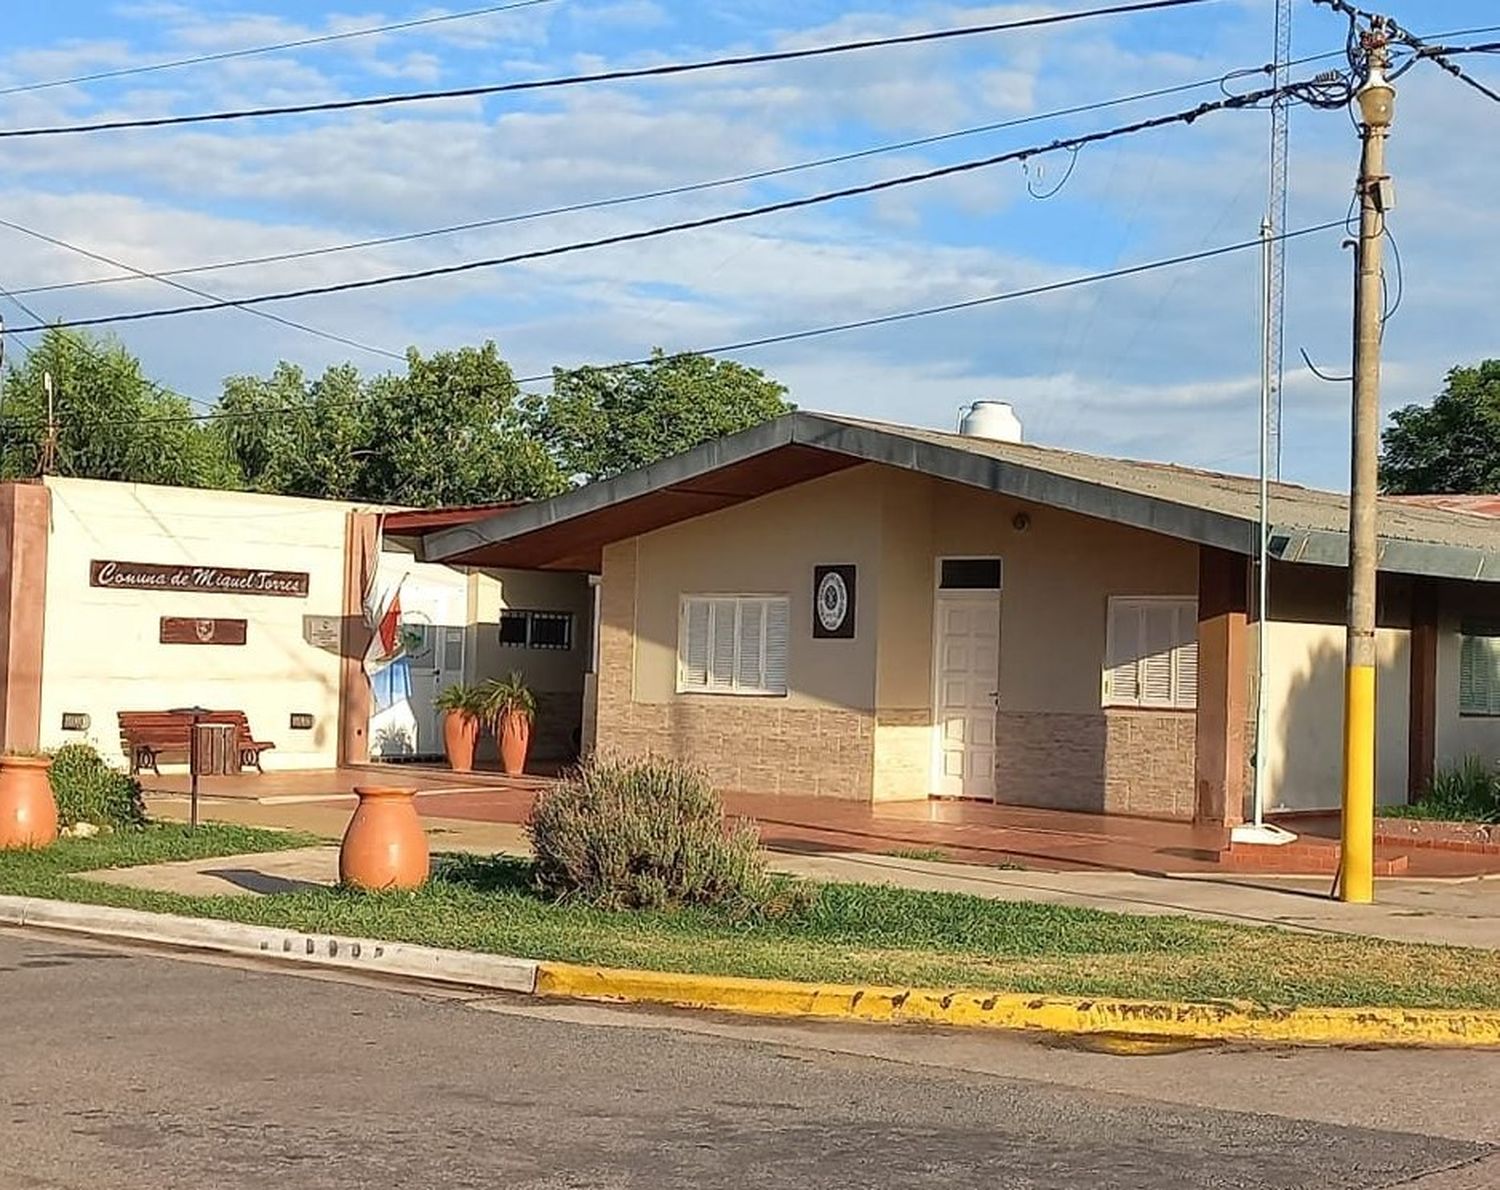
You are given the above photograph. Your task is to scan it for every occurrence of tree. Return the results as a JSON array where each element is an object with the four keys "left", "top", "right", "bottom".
[
  {"left": 217, "top": 343, "right": 566, "bottom": 506},
  {"left": 1381, "top": 361, "right": 1500, "bottom": 495},
  {"left": 532, "top": 349, "right": 793, "bottom": 483},
  {"left": 0, "top": 328, "right": 236, "bottom": 488}
]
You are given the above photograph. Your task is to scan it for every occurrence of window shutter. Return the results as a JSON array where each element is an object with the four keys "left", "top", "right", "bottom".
[
  {"left": 1174, "top": 604, "right": 1199, "bottom": 709},
  {"left": 709, "top": 598, "right": 738, "bottom": 689},
  {"left": 1106, "top": 603, "right": 1142, "bottom": 705},
  {"left": 737, "top": 599, "right": 765, "bottom": 690},
  {"left": 1462, "top": 634, "right": 1500, "bottom": 716},
  {"left": 1139, "top": 604, "right": 1175, "bottom": 706},
  {"left": 764, "top": 598, "right": 790, "bottom": 695},
  {"left": 681, "top": 599, "right": 710, "bottom": 689}
]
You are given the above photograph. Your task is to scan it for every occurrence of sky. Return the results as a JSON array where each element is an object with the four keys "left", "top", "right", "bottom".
[{"left": 0, "top": 0, "right": 1495, "bottom": 490}]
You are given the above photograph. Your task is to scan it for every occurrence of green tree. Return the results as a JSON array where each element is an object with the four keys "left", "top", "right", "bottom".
[
  {"left": 217, "top": 343, "right": 566, "bottom": 506},
  {"left": 1381, "top": 361, "right": 1500, "bottom": 494},
  {"left": 0, "top": 328, "right": 235, "bottom": 487},
  {"left": 532, "top": 349, "right": 793, "bottom": 483}
]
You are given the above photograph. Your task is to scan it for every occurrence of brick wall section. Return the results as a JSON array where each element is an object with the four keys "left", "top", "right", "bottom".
[
  {"left": 994, "top": 709, "right": 1197, "bottom": 818},
  {"left": 594, "top": 540, "right": 876, "bottom": 799},
  {"left": 1105, "top": 710, "right": 1197, "bottom": 818}
]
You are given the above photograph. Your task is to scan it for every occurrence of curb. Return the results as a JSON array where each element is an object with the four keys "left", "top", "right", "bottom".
[
  {"left": 4, "top": 896, "right": 1498, "bottom": 1048},
  {"left": 0, "top": 896, "right": 537, "bottom": 993}
]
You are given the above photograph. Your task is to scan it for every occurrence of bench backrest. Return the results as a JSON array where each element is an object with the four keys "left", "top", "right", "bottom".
[{"left": 119, "top": 711, "right": 255, "bottom": 749}]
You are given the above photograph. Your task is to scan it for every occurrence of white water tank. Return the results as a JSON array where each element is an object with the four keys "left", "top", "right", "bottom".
[{"left": 960, "top": 401, "right": 1023, "bottom": 443}]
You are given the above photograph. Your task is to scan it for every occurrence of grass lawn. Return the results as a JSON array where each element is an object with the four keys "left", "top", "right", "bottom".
[{"left": 5, "top": 824, "right": 1500, "bottom": 1011}]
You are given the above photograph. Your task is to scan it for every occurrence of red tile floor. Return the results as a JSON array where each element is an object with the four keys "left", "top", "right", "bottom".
[{"left": 143, "top": 763, "right": 1500, "bottom": 878}]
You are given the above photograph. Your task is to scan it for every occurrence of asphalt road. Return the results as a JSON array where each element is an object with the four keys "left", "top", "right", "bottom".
[{"left": 1, "top": 930, "right": 1496, "bottom": 1190}]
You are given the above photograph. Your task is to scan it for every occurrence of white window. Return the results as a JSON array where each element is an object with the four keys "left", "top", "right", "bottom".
[
  {"left": 1460, "top": 631, "right": 1500, "bottom": 717},
  {"left": 1104, "top": 597, "right": 1199, "bottom": 710},
  {"left": 678, "top": 595, "right": 790, "bottom": 697}
]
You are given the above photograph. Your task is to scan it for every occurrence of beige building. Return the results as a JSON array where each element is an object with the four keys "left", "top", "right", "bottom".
[
  {"left": 420, "top": 411, "right": 1500, "bottom": 824},
  {"left": 0, "top": 477, "right": 592, "bottom": 772}
]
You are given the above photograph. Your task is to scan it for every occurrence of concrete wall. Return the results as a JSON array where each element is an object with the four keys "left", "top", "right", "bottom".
[
  {"left": 39, "top": 478, "right": 358, "bottom": 769},
  {"left": 1435, "top": 584, "right": 1500, "bottom": 773}
]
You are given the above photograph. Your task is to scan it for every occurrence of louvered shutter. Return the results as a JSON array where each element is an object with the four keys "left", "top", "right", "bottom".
[
  {"left": 1462, "top": 634, "right": 1500, "bottom": 716},
  {"left": 709, "top": 598, "right": 738, "bottom": 689},
  {"left": 737, "top": 599, "right": 765, "bottom": 690},
  {"left": 1173, "top": 604, "right": 1200, "bottom": 709},
  {"left": 1139, "top": 604, "right": 1175, "bottom": 707},
  {"left": 1106, "top": 603, "right": 1142, "bottom": 704},
  {"left": 763, "top": 598, "right": 790, "bottom": 695},
  {"left": 681, "top": 598, "right": 711, "bottom": 690}
]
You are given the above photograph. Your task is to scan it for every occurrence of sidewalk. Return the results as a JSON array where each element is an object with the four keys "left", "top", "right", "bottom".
[{"left": 142, "top": 794, "right": 1500, "bottom": 949}]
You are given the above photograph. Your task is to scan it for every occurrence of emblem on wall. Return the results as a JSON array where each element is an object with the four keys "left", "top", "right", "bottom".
[
  {"left": 813, "top": 565, "right": 856, "bottom": 639},
  {"left": 159, "top": 617, "right": 248, "bottom": 646}
]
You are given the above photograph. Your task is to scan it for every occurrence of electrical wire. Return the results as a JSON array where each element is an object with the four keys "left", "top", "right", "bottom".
[
  {"left": 0, "top": 218, "right": 1346, "bottom": 433},
  {"left": 0, "top": 0, "right": 1218, "bottom": 139},
  {"left": 0, "top": 218, "right": 406, "bottom": 361},
  {"left": 0, "top": 0, "right": 564, "bottom": 98},
  {"left": 0, "top": 81, "right": 1338, "bottom": 337}
]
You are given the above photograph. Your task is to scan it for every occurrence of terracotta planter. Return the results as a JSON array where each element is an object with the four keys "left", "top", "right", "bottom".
[
  {"left": 498, "top": 713, "right": 532, "bottom": 776},
  {"left": 443, "top": 711, "right": 479, "bottom": 773},
  {"left": 0, "top": 755, "right": 58, "bottom": 850},
  {"left": 339, "top": 786, "right": 429, "bottom": 891}
]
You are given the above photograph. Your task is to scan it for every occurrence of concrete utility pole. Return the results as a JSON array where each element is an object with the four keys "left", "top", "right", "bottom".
[{"left": 1339, "top": 26, "right": 1395, "bottom": 905}]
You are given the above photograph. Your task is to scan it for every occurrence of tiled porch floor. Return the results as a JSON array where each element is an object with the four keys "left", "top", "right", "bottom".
[{"left": 142, "top": 764, "right": 1500, "bottom": 878}]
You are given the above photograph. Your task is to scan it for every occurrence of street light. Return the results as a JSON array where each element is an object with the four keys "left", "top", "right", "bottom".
[{"left": 1355, "top": 61, "right": 1396, "bottom": 128}]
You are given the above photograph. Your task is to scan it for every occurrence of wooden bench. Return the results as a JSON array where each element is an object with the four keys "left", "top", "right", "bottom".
[{"left": 118, "top": 710, "right": 276, "bottom": 776}]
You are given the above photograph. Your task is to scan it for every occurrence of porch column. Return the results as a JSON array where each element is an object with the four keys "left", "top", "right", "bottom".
[
  {"left": 0, "top": 483, "right": 50, "bottom": 753},
  {"left": 1194, "top": 547, "right": 1249, "bottom": 826},
  {"left": 1408, "top": 580, "right": 1439, "bottom": 800},
  {"left": 337, "top": 510, "right": 379, "bottom": 768}
]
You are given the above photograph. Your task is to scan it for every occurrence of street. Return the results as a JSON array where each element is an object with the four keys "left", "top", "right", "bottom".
[{"left": 1, "top": 931, "right": 1497, "bottom": 1189}]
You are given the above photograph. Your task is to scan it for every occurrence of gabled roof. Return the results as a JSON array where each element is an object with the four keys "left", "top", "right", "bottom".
[{"left": 420, "top": 411, "right": 1500, "bottom": 582}]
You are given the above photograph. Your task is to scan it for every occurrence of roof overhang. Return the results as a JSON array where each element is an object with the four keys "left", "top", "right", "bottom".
[{"left": 419, "top": 412, "right": 1500, "bottom": 582}]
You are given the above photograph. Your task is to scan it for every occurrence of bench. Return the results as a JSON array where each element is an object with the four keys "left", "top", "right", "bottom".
[{"left": 118, "top": 710, "right": 276, "bottom": 776}]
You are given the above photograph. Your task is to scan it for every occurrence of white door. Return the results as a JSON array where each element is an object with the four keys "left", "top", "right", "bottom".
[
  {"left": 402, "top": 588, "right": 466, "bottom": 757},
  {"left": 932, "top": 594, "right": 1001, "bottom": 799}
]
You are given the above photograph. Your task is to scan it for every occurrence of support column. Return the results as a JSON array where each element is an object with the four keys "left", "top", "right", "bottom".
[
  {"left": 0, "top": 483, "right": 50, "bottom": 753},
  {"left": 1408, "top": 580, "right": 1439, "bottom": 801},
  {"left": 337, "top": 510, "right": 379, "bottom": 768},
  {"left": 1195, "top": 547, "right": 1250, "bottom": 826}
]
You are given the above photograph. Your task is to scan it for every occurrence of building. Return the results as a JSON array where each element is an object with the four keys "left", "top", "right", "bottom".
[
  {"left": 0, "top": 409, "right": 1495, "bottom": 828},
  {"left": 418, "top": 410, "right": 1500, "bottom": 825}
]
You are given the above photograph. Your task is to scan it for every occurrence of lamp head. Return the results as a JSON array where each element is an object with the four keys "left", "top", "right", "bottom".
[{"left": 1356, "top": 61, "right": 1396, "bottom": 128}]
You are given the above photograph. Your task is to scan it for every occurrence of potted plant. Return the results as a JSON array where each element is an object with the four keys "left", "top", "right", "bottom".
[
  {"left": 434, "top": 683, "right": 484, "bottom": 773},
  {"left": 482, "top": 671, "right": 537, "bottom": 777},
  {"left": 0, "top": 752, "right": 58, "bottom": 850}
]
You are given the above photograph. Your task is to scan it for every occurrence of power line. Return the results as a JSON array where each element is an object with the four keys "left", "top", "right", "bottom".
[
  {"left": 0, "top": 218, "right": 405, "bottom": 361},
  {"left": 0, "top": 0, "right": 563, "bottom": 98},
  {"left": 0, "top": 218, "right": 1345, "bottom": 434},
  {"left": 0, "top": 0, "right": 1217, "bottom": 140},
  {"left": 0, "top": 80, "right": 1335, "bottom": 337},
  {"left": 1416, "top": 45, "right": 1500, "bottom": 104},
  {"left": 1311, "top": 0, "right": 1500, "bottom": 102},
  {"left": 11, "top": 21, "right": 1488, "bottom": 302}
]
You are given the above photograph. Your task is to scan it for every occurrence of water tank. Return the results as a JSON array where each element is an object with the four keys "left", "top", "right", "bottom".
[{"left": 960, "top": 401, "right": 1023, "bottom": 443}]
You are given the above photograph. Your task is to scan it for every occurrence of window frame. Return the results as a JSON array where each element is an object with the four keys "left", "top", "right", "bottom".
[
  {"left": 1102, "top": 595, "right": 1200, "bottom": 712},
  {"left": 497, "top": 609, "right": 575, "bottom": 652},
  {"left": 676, "top": 593, "right": 790, "bottom": 698},
  {"left": 1459, "top": 628, "right": 1500, "bottom": 718}
]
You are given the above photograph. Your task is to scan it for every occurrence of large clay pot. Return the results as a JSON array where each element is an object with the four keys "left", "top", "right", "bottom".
[
  {"left": 0, "top": 755, "right": 58, "bottom": 850},
  {"left": 339, "top": 786, "right": 429, "bottom": 891},
  {"left": 443, "top": 711, "right": 479, "bottom": 773},
  {"left": 498, "top": 713, "right": 532, "bottom": 777}
]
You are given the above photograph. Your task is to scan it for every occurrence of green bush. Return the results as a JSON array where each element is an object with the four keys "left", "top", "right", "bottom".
[
  {"left": 527, "top": 756, "right": 777, "bottom": 914},
  {"left": 48, "top": 743, "right": 146, "bottom": 829},
  {"left": 1388, "top": 755, "right": 1500, "bottom": 823}
]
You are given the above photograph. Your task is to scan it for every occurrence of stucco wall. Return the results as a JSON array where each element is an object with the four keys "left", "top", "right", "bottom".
[
  {"left": 1435, "top": 584, "right": 1500, "bottom": 771},
  {"left": 39, "top": 478, "right": 358, "bottom": 769}
]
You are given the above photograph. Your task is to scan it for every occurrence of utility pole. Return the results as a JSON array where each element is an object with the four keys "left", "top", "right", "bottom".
[{"left": 1339, "top": 24, "right": 1395, "bottom": 905}]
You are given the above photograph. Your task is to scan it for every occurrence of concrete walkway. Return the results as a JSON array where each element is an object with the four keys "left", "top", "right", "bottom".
[{"left": 115, "top": 794, "right": 1500, "bottom": 949}]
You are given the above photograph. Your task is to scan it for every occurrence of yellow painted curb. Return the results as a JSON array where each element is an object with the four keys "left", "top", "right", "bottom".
[{"left": 534, "top": 963, "right": 1500, "bottom": 1049}]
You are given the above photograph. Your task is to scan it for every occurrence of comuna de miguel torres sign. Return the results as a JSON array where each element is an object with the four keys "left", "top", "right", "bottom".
[{"left": 90, "top": 560, "right": 310, "bottom": 599}]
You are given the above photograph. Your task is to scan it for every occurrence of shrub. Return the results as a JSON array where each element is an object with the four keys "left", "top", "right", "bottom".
[
  {"left": 48, "top": 743, "right": 146, "bottom": 829},
  {"left": 1389, "top": 756, "right": 1500, "bottom": 823},
  {"left": 527, "top": 756, "right": 775, "bottom": 913}
]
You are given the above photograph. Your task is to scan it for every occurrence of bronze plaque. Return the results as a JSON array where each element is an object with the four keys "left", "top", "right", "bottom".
[
  {"left": 160, "top": 617, "right": 248, "bottom": 646},
  {"left": 93, "top": 560, "right": 310, "bottom": 599}
]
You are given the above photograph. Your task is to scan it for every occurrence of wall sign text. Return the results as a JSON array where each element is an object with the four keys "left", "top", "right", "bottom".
[{"left": 91, "top": 560, "right": 310, "bottom": 599}]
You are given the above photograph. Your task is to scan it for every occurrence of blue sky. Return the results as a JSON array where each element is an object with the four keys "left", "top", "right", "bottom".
[{"left": 0, "top": 0, "right": 1495, "bottom": 488}]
